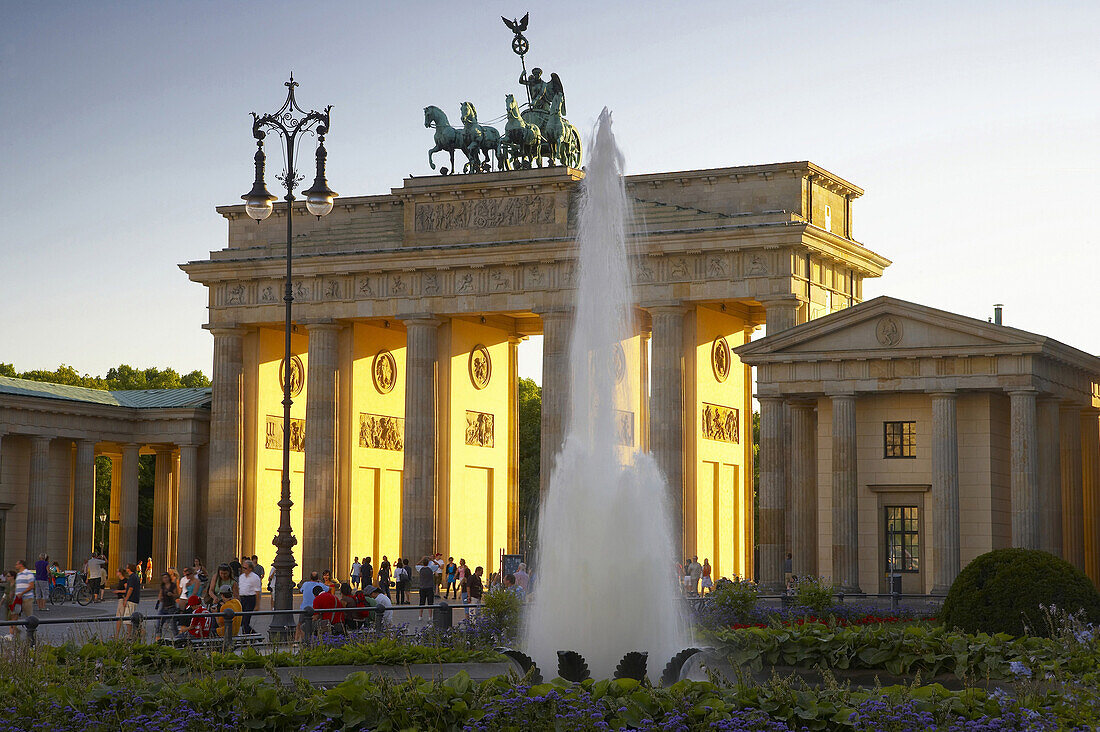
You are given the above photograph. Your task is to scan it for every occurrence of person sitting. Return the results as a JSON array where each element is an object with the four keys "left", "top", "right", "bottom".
[
  {"left": 364, "top": 585, "right": 391, "bottom": 628},
  {"left": 183, "top": 596, "right": 213, "bottom": 640},
  {"left": 312, "top": 585, "right": 339, "bottom": 635},
  {"left": 215, "top": 589, "right": 243, "bottom": 637},
  {"left": 337, "top": 583, "right": 358, "bottom": 632},
  {"left": 503, "top": 573, "right": 526, "bottom": 603}
]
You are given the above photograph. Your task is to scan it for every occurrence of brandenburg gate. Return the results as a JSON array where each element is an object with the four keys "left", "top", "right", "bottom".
[{"left": 182, "top": 162, "right": 888, "bottom": 579}]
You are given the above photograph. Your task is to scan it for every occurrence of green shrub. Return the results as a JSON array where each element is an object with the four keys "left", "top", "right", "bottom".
[
  {"left": 710, "top": 577, "right": 758, "bottom": 617},
  {"left": 480, "top": 586, "right": 522, "bottom": 639},
  {"left": 793, "top": 576, "right": 833, "bottom": 614},
  {"left": 941, "top": 548, "right": 1100, "bottom": 637}
]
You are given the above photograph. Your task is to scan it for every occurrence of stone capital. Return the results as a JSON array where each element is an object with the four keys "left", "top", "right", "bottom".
[
  {"left": 927, "top": 390, "right": 958, "bottom": 400},
  {"left": 301, "top": 319, "right": 344, "bottom": 332},
  {"left": 641, "top": 302, "right": 688, "bottom": 316},
  {"left": 397, "top": 313, "right": 442, "bottom": 328},
  {"left": 1006, "top": 387, "right": 1039, "bottom": 397},
  {"left": 204, "top": 325, "right": 248, "bottom": 337}
]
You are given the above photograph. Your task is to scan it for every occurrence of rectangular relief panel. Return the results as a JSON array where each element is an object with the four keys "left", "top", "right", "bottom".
[
  {"left": 465, "top": 411, "right": 495, "bottom": 448},
  {"left": 616, "top": 410, "right": 635, "bottom": 447},
  {"left": 266, "top": 416, "right": 305, "bottom": 452},
  {"left": 701, "top": 403, "right": 739, "bottom": 443},
  {"left": 359, "top": 413, "right": 405, "bottom": 451}
]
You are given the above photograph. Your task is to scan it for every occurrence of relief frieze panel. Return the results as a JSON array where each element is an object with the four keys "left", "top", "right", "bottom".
[
  {"left": 413, "top": 194, "right": 556, "bottom": 233},
  {"left": 701, "top": 403, "right": 739, "bottom": 444},
  {"left": 359, "top": 413, "right": 404, "bottom": 451},
  {"left": 465, "top": 410, "right": 495, "bottom": 448},
  {"left": 616, "top": 410, "right": 635, "bottom": 447},
  {"left": 266, "top": 415, "right": 305, "bottom": 452}
]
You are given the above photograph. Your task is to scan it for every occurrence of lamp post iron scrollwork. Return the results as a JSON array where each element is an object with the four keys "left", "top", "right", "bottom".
[{"left": 241, "top": 75, "right": 337, "bottom": 639}]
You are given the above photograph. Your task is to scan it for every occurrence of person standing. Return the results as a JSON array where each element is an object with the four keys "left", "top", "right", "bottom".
[
  {"left": 444, "top": 557, "right": 457, "bottom": 599},
  {"left": 237, "top": 561, "right": 261, "bottom": 635},
  {"left": 430, "top": 553, "right": 444, "bottom": 594},
  {"left": 154, "top": 573, "right": 179, "bottom": 641},
  {"left": 456, "top": 559, "right": 469, "bottom": 603},
  {"left": 350, "top": 557, "right": 362, "bottom": 589},
  {"left": 85, "top": 551, "right": 106, "bottom": 603},
  {"left": 250, "top": 555, "right": 265, "bottom": 594},
  {"left": 2, "top": 570, "right": 18, "bottom": 638},
  {"left": 13, "top": 561, "right": 35, "bottom": 627},
  {"left": 417, "top": 556, "right": 435, "bottom": 619},
  {"left": 513, "top": 563, "right": 530, "bottom": 593},
  {"left": 33, "top": 554, "right": 50, "bottom": 612},
  {"left": 394, "top": 560, "right": 407, "bottom": 604},
  {"left": 115, "top": 565, "right": 141, "bottom": 638},
  {"left": 363, "top": 556, "right": 373, "bottom": 588},
  {"left": 466, "top": 566, "right": 484, "bottom": 619},
  {"left": 378, "top": 557, "right": 391, "bottom": 600},
  {"left": 687, "top": 556, "right": 703, "bottom": 597},
  {"left": 700, "top": 559, "right": 713, "bottom": 595}
]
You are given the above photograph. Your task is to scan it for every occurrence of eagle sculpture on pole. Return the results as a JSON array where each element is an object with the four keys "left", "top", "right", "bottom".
[{"left": 501, "top": 12, "right": 529, "bottom": 33}]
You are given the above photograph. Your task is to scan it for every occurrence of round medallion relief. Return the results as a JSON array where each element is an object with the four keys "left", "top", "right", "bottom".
[
  {"left": 469, "top": 344, "right": 492, "bottom": 390},
  {"left": 875, "top": 316, "right": 903, "bottom": 347},
  {"left": 279, "top": 355, "right": 305, "bottom": 398},
  {"left": 372, "top": 349, "right": 397, "bottom": 394},
  {"left": 711, "top": 336, "right": 731, "bottom": 383},
  {"left": 613, "top": 343, "right": 626, "bottom": 385}
]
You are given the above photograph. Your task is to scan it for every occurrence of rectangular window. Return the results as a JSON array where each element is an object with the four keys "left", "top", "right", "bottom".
[
  {"left": 883, "top": 421, "right": 916, "bottom": 458},
  {"left": 885, "top": 506, "right": 919, "bottom": 572}
]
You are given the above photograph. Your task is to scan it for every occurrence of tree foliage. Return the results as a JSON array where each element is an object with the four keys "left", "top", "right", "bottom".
[
  {"left": 0, "top": 362, "right": 210, "bottom": 390},
  {"left": 517, "top": 377, "right": 541, "bottom": 557}
]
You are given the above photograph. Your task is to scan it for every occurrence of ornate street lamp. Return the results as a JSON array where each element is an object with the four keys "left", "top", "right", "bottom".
[{"left": 243, "top": 75, "right": 336, "bottom": 640}]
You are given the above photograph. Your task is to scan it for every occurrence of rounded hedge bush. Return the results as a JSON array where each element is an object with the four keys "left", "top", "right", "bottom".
[{"left": 941, "top": 548, "right": 1100, "bottom": 637}]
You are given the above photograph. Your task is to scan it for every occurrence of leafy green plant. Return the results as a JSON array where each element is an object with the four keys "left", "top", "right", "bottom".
[
  {"left": 793, "top": 576, "right": 833, "bottom": 614},
  {"left": 479, "top": 586, "right": 522, "bottom": 640},
  {"left": 709, "top": 576, "right": 759, "bottom": 618},
  {"left": 941, "top": 548, "right": 1100, "bottom": 637}
]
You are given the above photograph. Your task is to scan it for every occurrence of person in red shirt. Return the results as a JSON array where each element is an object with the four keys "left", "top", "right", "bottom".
[{"left": 312, "top": 586, "right": 339, "bottom": 634}]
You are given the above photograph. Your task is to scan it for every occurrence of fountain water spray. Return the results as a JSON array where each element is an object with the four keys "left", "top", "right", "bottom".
[{"left": 524, "top": 108, "right": 689, "bottom": 678}]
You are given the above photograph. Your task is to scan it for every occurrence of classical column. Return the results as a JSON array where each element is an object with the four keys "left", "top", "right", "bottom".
[
  {"left": 761, "top": 296, "right": 800, "bottom": 334},
  {"left": 639, "top": 328, "right": 651, "bottom": 452},
  {"left": 1037, "top": 399, "right": 1062, "bottom": 556},
  {"left": 207, "top": 327, "right": 245, "bottom": 563},
  {"left": 26, "top": 436, "right": 52, "bottom": 560},
  {"left": 1061, "top": 404, "right": 1085, "bottom": 568},
  {"left": 538, "top": 309, "right": 572, "bottom": 498},
  {"left": 176, "top": 444, "right": 200, "bottom": 570},
  {"left": 930, "top": 392, "right": 960, "bottom": 595},
  {"left": 1082, "top": 410, "right": 1100, "bottom": 584},
  {"left": 757, "top": 396, "right": 787, "bottom": 592},
  {"left": 401, "top": 316, "right": 440, "bottom": 561},
  {"left": 1009, "top": 389, "right": 1040, "bottom": 548},
  {"left": 649, "top": 304, "right": 687, "bottom": 556},
  {"left": 831, "top": 394, "right": 861, "bottom": 593},
  {"left": 151, "top": 447, "right": 173, "bottom": 576},
  {"left": 70, "top": 439, "right": 96, "bottom": 564},
  {"left": 302, "top": 322, "right": 341, "bottom": 575},
  {"left": 508, "top": 335, "right": 523, "bottom": 551},
  {"left": 789, "top": 401, "right": 817, "bottom": 577},
  {"left": 119, "top": 443, "right": 141, "bottom": 567}
]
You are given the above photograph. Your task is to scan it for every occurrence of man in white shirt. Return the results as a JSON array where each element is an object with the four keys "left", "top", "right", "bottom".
[
  {"left": 84, "top": 552, "right": 106, "bottom": 602},
  {"left": 14, "top": 560, "right": 35, "bottom": 622},
  {"left": 513, "top": 563, "right": 530, "bottom": 593},
  {"left": 350, "top": 557, "right": 362, "bottom": 589},
  {"left": 237, "top": 561, "right": 262, "bottom": 634},
  {"left": 366, "top": 585, "right": 392, "bottom": 626}
]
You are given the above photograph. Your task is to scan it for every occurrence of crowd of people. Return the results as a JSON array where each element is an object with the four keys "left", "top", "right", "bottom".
[{"left": 1, "top": 547, "right": 536, "bottom": 641}]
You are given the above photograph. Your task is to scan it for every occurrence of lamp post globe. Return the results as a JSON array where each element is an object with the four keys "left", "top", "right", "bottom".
[{"left": 244, "top": 193, "right": 276, "bottom": 221}]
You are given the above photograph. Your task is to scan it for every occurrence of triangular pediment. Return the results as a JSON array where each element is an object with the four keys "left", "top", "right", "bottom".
[{"left": 737, "top": 297, "right": 1056, "bottom": 361}]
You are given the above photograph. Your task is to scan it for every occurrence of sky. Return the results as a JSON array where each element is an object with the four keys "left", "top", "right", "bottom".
[{"left": 2, "top": 1, "right": 1098, "bottom": 384}]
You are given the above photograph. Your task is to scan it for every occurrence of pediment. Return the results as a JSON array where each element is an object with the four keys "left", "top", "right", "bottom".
[{"left": 739, "top": 297, "right": 1046, "bottom": 360}]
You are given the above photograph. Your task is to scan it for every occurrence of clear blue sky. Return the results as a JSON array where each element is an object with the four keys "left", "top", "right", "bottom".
[{"left": 2, "top": 1, "right": 1098, "bottom": 382}]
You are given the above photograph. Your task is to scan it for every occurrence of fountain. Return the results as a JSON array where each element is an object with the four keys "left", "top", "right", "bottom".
[{"left": 523, "top": 109, "right": 691, "bottom": 679}]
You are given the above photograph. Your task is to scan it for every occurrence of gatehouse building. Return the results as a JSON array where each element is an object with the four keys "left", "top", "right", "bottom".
[{"left": 2, "top": 160, "right": 1098, "bottom": 590}]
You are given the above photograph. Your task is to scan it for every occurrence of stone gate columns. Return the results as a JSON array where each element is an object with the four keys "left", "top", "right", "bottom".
[
  {"left": 1061, "top": 405, "right": 1085, "bottom": 568},
  {"left": 208, "top": 327, "right": 245, "bottom": 563},
  {"left": 789, "top": 401, "right": 817, "bottom": 577},
  {"left": 1037, "top": 399, "right": 1062, "bottom": 556},
  {"left": 649, "top": 304, "right": 687, "bottom": 556},
  {"left": 119, "top": 443, "right": 141, "bottom": 567},
  {"left": 303, "top": 322, "right": 341, "bottom": 574},
  {"left": 930, "top": 392, "right": 960, "bottom": 595},
  {"left": 1082, "top": 410, "right": 1100, "bottom": 584},
  {"left": 71, "top": 439, "right": 96, "bottom": 565},
  {"left": 176, "top": 444, "right": 200, "bottom": 570},
  {"left": 152, "top": 447, "right": 174, "bottom": 576},
  {"left": 757, "top": 396, "right": 787, "bottom": 592},
  {"left": 401, "top": 316, "right": 440, "bottom": 561},
  {"left": 26, "top": 436, "right": 52, "bottom": 560},
  {"left": 1009, "top": 389, "right": 1040, "bottom": 548},
  {"left": 831, "top": 394, "right": 861, "bottom": 593},
  {"left": 538, "top": 309, "right": 572, "bottom": 499}
]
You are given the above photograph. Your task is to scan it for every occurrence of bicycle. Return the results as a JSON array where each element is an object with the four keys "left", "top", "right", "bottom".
[{"left": 49, "top": 573, "right": 92, "bottom": 607}]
